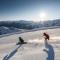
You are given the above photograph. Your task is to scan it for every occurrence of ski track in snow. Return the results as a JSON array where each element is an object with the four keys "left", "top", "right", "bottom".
[{"left": 0, "top": 28, "right": 60, "bottom": 60}]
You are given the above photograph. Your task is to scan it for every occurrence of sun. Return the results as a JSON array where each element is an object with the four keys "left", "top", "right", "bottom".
[
  {"left": 39, "top": 12, "right": 47, "bottom": 21},
  {"left": 32, "top": 12, "right": 47, "bottom": 22},
  {"left": 31, "top": 12, "right": 47, "bottom": 22}
]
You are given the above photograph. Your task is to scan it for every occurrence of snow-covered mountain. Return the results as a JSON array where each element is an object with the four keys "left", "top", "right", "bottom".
[
  {"left": 0, "top": 19, "right": 60, "bottom": 35},
  {"left": 0, "top": 26, "right": 28, "bottom": 36}
]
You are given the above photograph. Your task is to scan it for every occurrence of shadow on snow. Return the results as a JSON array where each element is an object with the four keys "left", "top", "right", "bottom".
[
  {"left": 3, "top": 45, "right": 22, "bottom": 60},
  {"left": 43, "top": 40, "right": 55, "bottom": 60}
]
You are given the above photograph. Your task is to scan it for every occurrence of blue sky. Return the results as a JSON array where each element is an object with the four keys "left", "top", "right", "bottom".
[{"left": 0, "top": 0, "right": 60, "bottom": 21}]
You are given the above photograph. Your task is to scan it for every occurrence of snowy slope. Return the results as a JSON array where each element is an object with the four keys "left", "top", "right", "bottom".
[{"left": 0, "top": 28, "right": 60, "bottom": 60}]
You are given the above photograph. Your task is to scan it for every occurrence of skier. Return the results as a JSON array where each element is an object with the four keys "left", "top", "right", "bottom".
[
  {"left": 43, "top": 32, "right": 50, "bottom": 49},
  {"left": 19, "top": 37, "right": 24, "bottom": 43},
  {"left": 43, "top": 32, "right": 50, "bottom": 40},
  {"left": 16, "top": 37, "right": 27, "bottom": 45}
]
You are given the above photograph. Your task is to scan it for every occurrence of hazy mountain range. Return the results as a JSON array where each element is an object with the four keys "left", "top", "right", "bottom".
[{"left": 0, "top": 19, "right": 60, "bottom": 35}]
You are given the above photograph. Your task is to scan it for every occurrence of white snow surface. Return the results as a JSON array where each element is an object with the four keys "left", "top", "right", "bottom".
[{"left": 0, "top": 28, "right": 60, "bottom": 60}]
